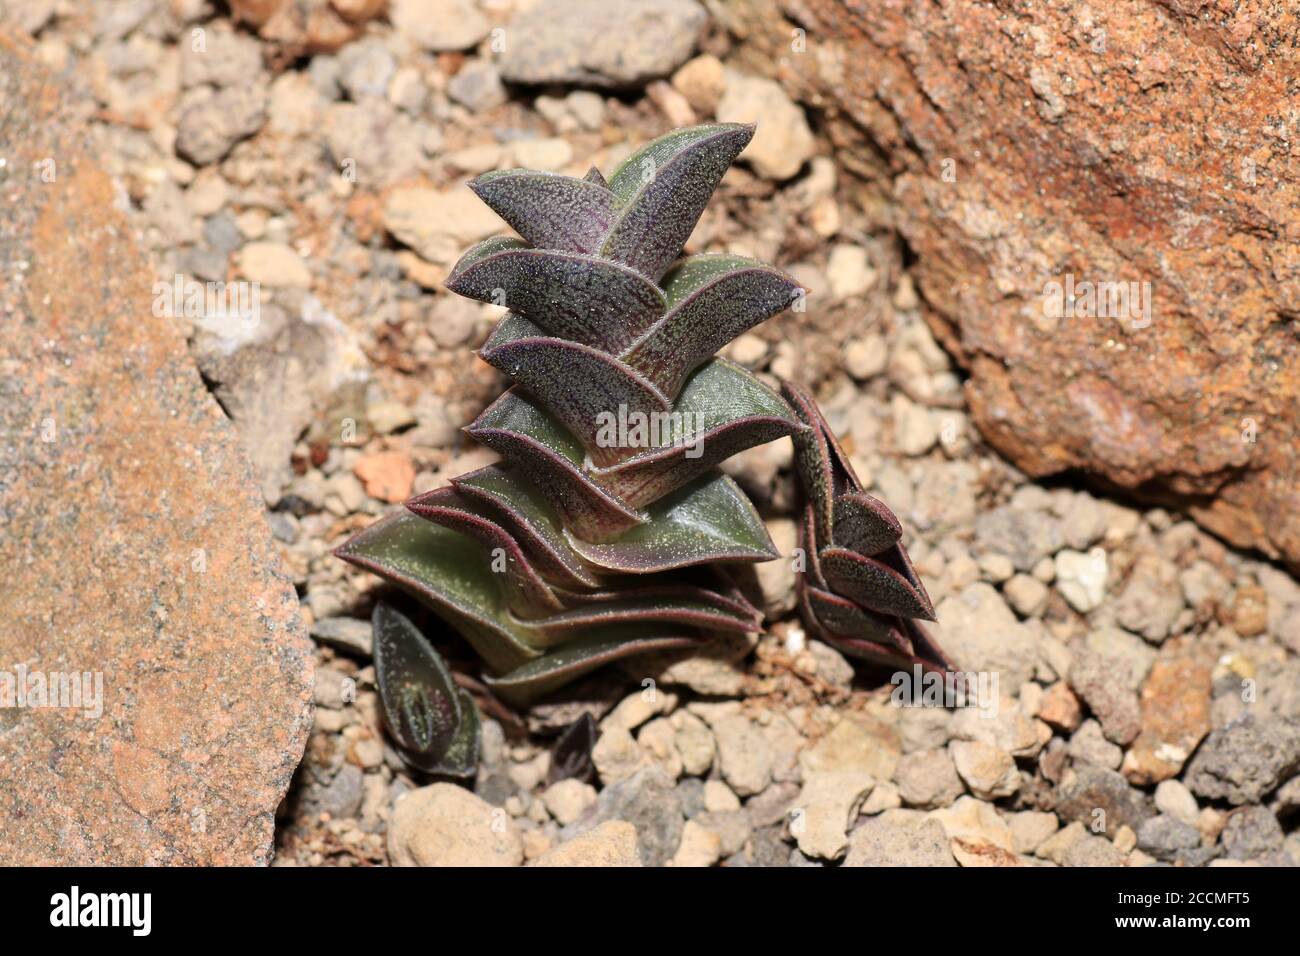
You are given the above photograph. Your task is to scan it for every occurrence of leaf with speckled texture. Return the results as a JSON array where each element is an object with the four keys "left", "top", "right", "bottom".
[
  {"left": 519, "top": 592, "right": 756, "bottom": 646},
  {"left": 470, "top": 170, "right": 615, "bottom": 254},
  {"left": 832, "top": 492, "right": 903, "bottom": 556},
  {"left": 466, "top": 389, "right": 645, "bottom": 542},
  {"left": 602, "top": 124, "right": 755, "bottom": 281},
  {"left": 407, "top": 487, "right": 563, "bottom": 617},
  {"left": 450, "top": 465, "right": 601, "bottom": 589},
  {"left": 820, "top": 546, "right": 937, "bottom": 621},
  {"left": 335, "top": 511, "right": 539, "bottom": 673},
  {"left": 480, "top": 335, "right": 671, "bottom": 466},
  {"left": 590, "top": 359, "right": 804, "bottom": 507},
  {"left": 372, "top": 603, "right": 460, "bottom": 762},
  {"left": 568, "top": 472, "right": 776, "bottom": 573},
  {"left": 483, "top": 629, "right": 702, "bottom": 707},
  {"left": 622, "top": 255, "right": 802, "bottom": 398},
  {"left": 447, "top": 244, "right": 665, "bottom": 352}
]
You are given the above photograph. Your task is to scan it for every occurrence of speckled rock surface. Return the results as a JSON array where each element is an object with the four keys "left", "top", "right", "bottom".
[
  {"left": 0, "top": 32, "right": 313, "bottom": 865},
  {"left": 721, "top": 0, "right": 1300, "bottom": 572}
]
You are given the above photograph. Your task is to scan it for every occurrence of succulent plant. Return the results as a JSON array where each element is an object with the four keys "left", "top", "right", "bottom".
[
  {"left": 780, "top": 380, "right": 952, "bottom": 674},
  {"left": 338, "top": 124, "right": 806, "bottom": 726}
]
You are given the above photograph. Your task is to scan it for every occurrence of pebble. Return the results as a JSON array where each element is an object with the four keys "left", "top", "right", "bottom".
[
  {"left": 388, "top": 784, "right": 523, "bottom": 866},
  {"left": 930, "top": 584, "right": 1041, "bottom": 689},
  {"left": 531, "top": 821, "right": 641, "bottom": 867},
  {"left": 591, "top": 725, "right": 648, "bottom": 786},
  {"left": 176, "top": 83, "right": 268, "bottom": 166},
  {"left": 929, "top": 796, "right": 1015, "bottom": 855},
  {"left": 541, "top": 779, "right": 598, "bottom": 826},
  {"left": 1136, "top": 814, "right": 1202, "bottom": 862},
  {"left": 1037, "top": 681, "right": 1083, "bottom": 732},
  {"left": 1184, "top": 714, "right": 1300, "bottom": 804},
  {"left": 563, "top": 767, "right": 683, "bottom": 867},
  {"left": 1054, "top": 548, "right": 1107, "bottom": 613},
  {"left": 1003, "top": 573, "right": 1049, "bottom": 617},
  {"left": 1067, "top": 718, "right": 1123, "bottom": 770},
  {"left": 1221, "top": 806, "right": 1284, "bottom": 860},
  {"left": 975, "top": 506, "right": 1064, "bottom": 572},
  {"left": 800, "top": 712, "right": 901, "bottom": 782},
  {"left": 715, "top": 72, "right": 815, "bottom": 180},
  {"left": 338, "top": 38, "right": 395, "bottom": 100},
  {"left": 892, "top": 394, "right": 937, "bottom": 457},
  {"left": 711, "top": 714, "right": 774, "bottom": 797},
  {"left": 390, "top": 0, "right": 491, "bottom": 51},
  {"left": 703, "top": 779, "right": 741, "bottom": 813},
  {"left": 671, "top": 54, "right": 726, "bottom": 115},
  {"left": 844, "top": 333, "right": 887, "bottom": 380},
  {"left": 668, "top": 710, "right": 715, "bottom": 776},
  {"left": 498, "top": 0, "right": 706, "bottom": 88},
  {"left": 353, "top": 450, "right": 415, "bottom": 503},
  {"left": 844, "top": 811, "right": 957, "bottom": 867},
  {"left": 309, "top": 616, "right": 373, "bottom": 656},
  {"left": 669, "top": 820, "right": 722, "bottom": 867},
  {"left": 1154, "top": 779, "right": 1200, "bottom": 826},
  {"left": 791, "top": 771, "right": 875, "bottom": 861},
  {"left": 638, "top": 717, "right": 684, "bottom": 780},
  {"left": 448, "top": 59, "right": 508, "bottom": 113},
  {"left": 826, "top": 244, "right": 877, "bottom": 301},
  {"left": 237, "top": 241, "right": 312, "bottom": 288},
  {"left": 895, "top": 748, "right": 964, "bottom": 809},
  {"left": 949, "top": 740, "right": 1020, "bottom": 799},
  {"left": 1055, "top": 765, "right": 1152, "bottom": 837},
  {"left": 1007, "top": 810, "right": 1059, "bottom": 854}
]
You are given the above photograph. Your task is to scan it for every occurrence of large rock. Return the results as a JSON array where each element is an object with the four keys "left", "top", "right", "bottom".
[
  {"left": 721, "top": 0, "right": 1300, "bottom": 572},
  {"left": 0, "top": 34, "right": 313, "bottom": 864}
]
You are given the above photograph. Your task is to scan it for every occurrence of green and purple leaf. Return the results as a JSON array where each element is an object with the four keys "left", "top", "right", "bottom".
[
  {"left": 819, "top": 545, "right": 937, "bottom": 621},
  {"left": 469, "top": 169, "right": 615, "bottom": 255}
]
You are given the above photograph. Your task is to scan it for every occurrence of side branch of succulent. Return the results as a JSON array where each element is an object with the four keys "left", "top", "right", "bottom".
[
  {"left": 780, "top": 380, "right": 952, "bottom": 675},
  {"left": 337, "top": 123, "right": 809, "bottom": 762}
]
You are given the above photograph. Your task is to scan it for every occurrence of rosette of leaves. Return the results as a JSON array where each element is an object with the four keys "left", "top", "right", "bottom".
[
  {"left": 339, "top": 124, "right": 806, "bottom": 716},
  {"left": 780, "top": 380, "right": 952, "bottom": 674}
]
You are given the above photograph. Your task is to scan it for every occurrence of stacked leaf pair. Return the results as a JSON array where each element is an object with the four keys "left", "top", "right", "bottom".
[
  {"left": 781, "top": 381, "right": 952, "bottom": 673},
  {"left": 338, "top": 124, "right": 807, "bottom": 722}
]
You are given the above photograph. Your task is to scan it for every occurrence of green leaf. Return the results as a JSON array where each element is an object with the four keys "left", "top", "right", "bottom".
[
  {"left": 480, "top": 335, "right": 671, "bottom": 466},
  {"left": 451, "top": 464, "right": 601, "bottom": 589},
  {"left": 483, "top": 628, "right": 702, "bottom": 707},
  {"left": 372, "top": 603, "right": 460, "bottom": 761},
  {"left": 467, "top": 389, "right": 645, "bottom": 542},
  {"left": 335, "top": 511, "right": 540, "bottom": 673},
  {"left": 407, "top": 487, "right": 563, "bottom": 617},
  {"left": 469, "top": 170, "right": 615, "bottom": 255},
  {"left": 832, "top": 492, "right": 903, "bottom": 557},
  {"left": 819, "top": 546, "right": 937, "bottom": 621},
  {"left": 602, "top": 124, "right": 755, "bottom": 281},
  {"left": 520, "top": 590, "right": 758, "bottom": 646},
  {"left": 567, "top": 472, "right": 777, "bottom": 573},
  {"left": 417, "top": 689, "right": 481, "bottom": 778},
  {"left": 622, "top": 255, "right": 802, "bottom": 398},
  {"left": 448, "top": 243, "right": 665, "bottom": 352},
  {"left": 591, "top": 359, "right": 803, "bottom": 507}
]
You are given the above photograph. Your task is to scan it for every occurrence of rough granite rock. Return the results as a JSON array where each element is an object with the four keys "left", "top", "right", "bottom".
[
  {"left": 1184, "top": 714, "right": 1300, "bottom": 805},
  {"left": 719, "top": 0, "right": 1300, "bottom": 573},
  {"left": 0, "top": 33, "right": 313, "bottom": 864}
]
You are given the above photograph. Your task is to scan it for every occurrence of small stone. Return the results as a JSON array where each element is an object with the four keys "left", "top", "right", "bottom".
[
  {"left": 1153, "top": 779, "right": 1200, "bottom": 826},
  {"left": 826, "top": 244, "right": 877, "bottom": 301},
  {"left": 1221, "top": 806, "right": 1284, "bottom": 860},
  {"left": 1113, "top": 552, "right": 1185, "bottom": 643},
  {"left": 1055, "top": 765, "right": 1152, "bottom": 838},
  {"left": 1068, "top": 648, "right": 1142, "bottom": 745},
  {"left": 498, "top": 0, "right": 706, "bottom": 88},
  {"left": 712, "top": 714, "right": 774, "bottom": 797},
  {"left": 861, "top": 782, "right": 902, "bottom": 815},
  {"left": 390, "top": 0, "right": 491, "bottom": 51},
  {"left": 388, "top": 783, "right": 523, "bottom": 866},
  {"left": 930, "top": 583, "right": 1041, "bottom": 689},
  {"left": 602, "top": 688, "right": 677, "bottom": 733},
  {"left": 695, "top": 810, "right": 753, "bottom": 857},
  {"left": 978, "top": 552, "right": 1016, "bottom": 584},
  {"left": 800, "top": 712, "right": 901, "bottom": 782},
  {"left": 715, "top": 72, "right": 815, "bottom": 180},
  {"left": 755, "top": 517, "right": 798, "bottom": 615},
  {"left": 844, "top": 811, "right": 957, "bottom": 867},
  {"left": 511, "top": 137, "right": 574, "bottom": 171},
  {"left": 532, "top": 821, "right": 641, "bottom": 867},
  {"left": 975, "top": 506, "right": 1064, "bottom": 572},
  {"left": 791, "top": 772, "right": 875, "bottom": 861},
  {"left": 1136, "top": 814, "right": 1202, "bottom": 862},
  {"left": 1062, "top": 833, "right": 1126, "bottom": 867},
  {"left": 1068, "top": 718, "right": 1123, "bottom": 770},
  {"left": 668, "top": 710, "right": 714, "bottom": 776},
  {"left": 638, "top": 717, "right": 683, "bottom": 780},
  {"left": 383, "top": 186, "right": 504, "bottom": 265},
  {"left": 1007, "top": 810, "right": 1059, "bottom": 854},
  {"left": 807, "top": 640, "right": 854, "bottom": 690},
  {"left": 591, "top": 725, "right": 648, "bottom": 786},
  {"left": 541, "top": 779, "right": 598, "bottom": 826},
  {"left": 176, "top": 84, "right": 268, "bottom": 166},
  {"left": 338, "top": 38, "right": 395, "bottom": 99},
  {"left": 353, "top": 450, "right": 415, "bottom": 503},
  {"left": 703, "top": 780, "right": 741, "bottom": 814},
  {"left": 949, "top": 740, "right": 1020, "bottom": 799},
  {"left": 447, "top": 59, "right": 508, "bottom": 113},
  {"left": 1054, "top": 548, "right": 1107, "bottom": 613},
  {"left": 669, "top": 819, "right": 722, "bottom": 867},
  {"left": 844, "top": 333, "right": 887, "bottom": 380},
  {"left": 565, "top": 90, "right": 605, "bottom": 130},
  {"left": 929, "top": 796, "right": 1015, "bottom": 861},
  {"left": 1184, "top": 714, "right": 1300, "bottom": 805},
  {"left": 671, "top": 53, "right": 726, "bottom": 115},
  {"left": 366, "top": 400, "right": 416, "bottom": 435},
  {"left": 1004, "top": 573, "right": 1049, "bottom": 618},
  {"left": 1122, "top": 653, "right": 1212, "bottom": 784},
  {"left": 892, "top": 394, "right": 937, "bottom": 457},
  {"left": 896, "top": 748, "right": 964, "bottom": 809},
  {"left": 1037, "top": 681, "right": 1083, "bottom": 732},
  {"left": 562, "top": 767, "right": 683, "bottom": 867},
  {"left": 237, "top": 241, "right": 311, "bottom": 288},
  {"left": 309, "top": 617, "right": 373, "bottom": 656}
]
